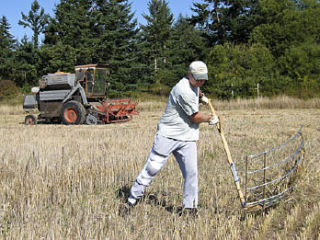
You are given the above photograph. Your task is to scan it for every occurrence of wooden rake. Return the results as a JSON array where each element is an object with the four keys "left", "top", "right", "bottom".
[{"left": 208, "top": 99, "right": 262, "bottom": 212}]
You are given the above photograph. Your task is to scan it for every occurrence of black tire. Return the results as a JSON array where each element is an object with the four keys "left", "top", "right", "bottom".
[
  {"left": 86, "top": 114, "right": 98, "bottom": 125},
  {"left": 24, "top": 115, "right": 37, "bottom": 125},
  {"left": 61, "top": 100, "right": 86, "bottom": 125}
]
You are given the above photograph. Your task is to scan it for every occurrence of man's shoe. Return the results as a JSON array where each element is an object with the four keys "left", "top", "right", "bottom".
[
  {"left": 118, "top": 201, "right": 135, "bottom": 217},
  {"left": 176, "top": 207, "right": 198, "bottom": 217}
]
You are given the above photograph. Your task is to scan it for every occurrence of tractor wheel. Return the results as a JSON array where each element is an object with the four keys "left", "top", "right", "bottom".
[
  {"left": 24, "top": 115, "right": 37, "bottom": 125},
  {"left": 86, "top": 114, "right": 98, "bottom": 125},
  {"left": 61, "top": 101, "right": 86, "bottom": 125}
]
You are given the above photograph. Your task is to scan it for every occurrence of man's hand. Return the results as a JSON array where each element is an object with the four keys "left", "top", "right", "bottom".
[
  {"left": 200, "top": 95, "right": 209, "bottom": 104},
  {"left": 208, "top": 115, "right": 219, "bottom": 125}
]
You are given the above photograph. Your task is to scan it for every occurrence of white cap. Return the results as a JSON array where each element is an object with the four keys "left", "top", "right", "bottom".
[
  {"left": 189, "top": 61, "right": 208, "bottom": 80},
  {"left": 31, "top": 87, "right": 40, "bottom": 93}
]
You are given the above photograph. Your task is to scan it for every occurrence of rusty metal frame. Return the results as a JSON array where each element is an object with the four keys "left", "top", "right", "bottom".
[
  {"left": 97, "top": 99, "right": 139, "bottom": 123},
  {"left": 244, "top": 126, "right": 304, "bottom": 210}
]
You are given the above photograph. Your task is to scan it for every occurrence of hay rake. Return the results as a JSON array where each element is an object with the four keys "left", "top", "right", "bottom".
[
  {"left": 244, "top": 125, "right": 304, "bottom": 211},
  {"left": 208, "top": 100, "right": 304, "bottom": 212}
]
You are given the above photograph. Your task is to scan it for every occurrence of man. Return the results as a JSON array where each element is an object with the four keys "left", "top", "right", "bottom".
[{"left": 122, "top": 61, "right": 219, "bottom": 216}]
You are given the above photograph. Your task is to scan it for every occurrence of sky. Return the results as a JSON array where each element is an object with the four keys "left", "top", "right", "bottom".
[{"left": 0, "top": 0, "right": 196, "bottom": 41}]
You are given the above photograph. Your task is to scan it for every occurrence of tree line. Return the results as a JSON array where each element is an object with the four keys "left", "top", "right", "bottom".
[{"left": 0, "top": 0, "right": 319, "bottom": 99}]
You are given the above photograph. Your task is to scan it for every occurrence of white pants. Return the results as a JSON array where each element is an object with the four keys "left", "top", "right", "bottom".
[{"left": 129, "top": 134, "right": 198, "bottom": 208}]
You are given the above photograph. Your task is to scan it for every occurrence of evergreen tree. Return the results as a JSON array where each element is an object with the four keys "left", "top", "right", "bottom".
[
  {"left": 13, "top": 36, "right": 38, "bottom": 86},
  {"left": 164, "top": 15, "right": 207, "bottom": 87},
  {"left": 139, "top": 0, "right": 174, "bottom": 87},
  {"left": 18, "top": 0, "right": 49, "bottom": 49},
  {"left": 43, "top": 0, "right": 139, "bottom": 96},
  {"left": 93, "top": 0, "right": 139, "bottom": 96},
  {"left": 43, "top": 0, "right": 93, "bottom": 67},
  {"left": 189, "top": 0, "right": 262, "bottom": 46},
  {"left": 0, "top": 16, "right": 16, "bottom": 81},
  {"left": 37, "top": 42, "right": 76, "bottom": 75}
]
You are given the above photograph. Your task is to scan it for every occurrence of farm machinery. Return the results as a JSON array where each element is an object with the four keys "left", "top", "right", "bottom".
[{"left": 23, "top": 64, "right": 138, "bottom": 125}]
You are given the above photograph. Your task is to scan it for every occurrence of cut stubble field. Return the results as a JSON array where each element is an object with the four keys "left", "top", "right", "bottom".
[{"left": 0, "top": 98, "right": 319, "bottom": 239}]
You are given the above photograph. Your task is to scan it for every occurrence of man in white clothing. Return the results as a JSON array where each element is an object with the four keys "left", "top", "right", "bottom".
[{"left": 122, "top": 61, "right": 218, "bottom": 216}]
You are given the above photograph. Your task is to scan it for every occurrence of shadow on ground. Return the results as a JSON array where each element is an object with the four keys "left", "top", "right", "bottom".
[{"left": 116, "top": 185, "right": 177, "bottom": 214}]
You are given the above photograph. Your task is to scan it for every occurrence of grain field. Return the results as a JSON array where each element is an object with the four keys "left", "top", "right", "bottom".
[{"left": 0, "top": 98, "right": 319, "bottom": 239}]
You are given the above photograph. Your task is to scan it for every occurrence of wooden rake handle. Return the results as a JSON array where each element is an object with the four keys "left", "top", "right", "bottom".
[{"left": 207, "top": 99, "right": 246, "bottom": 207}]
